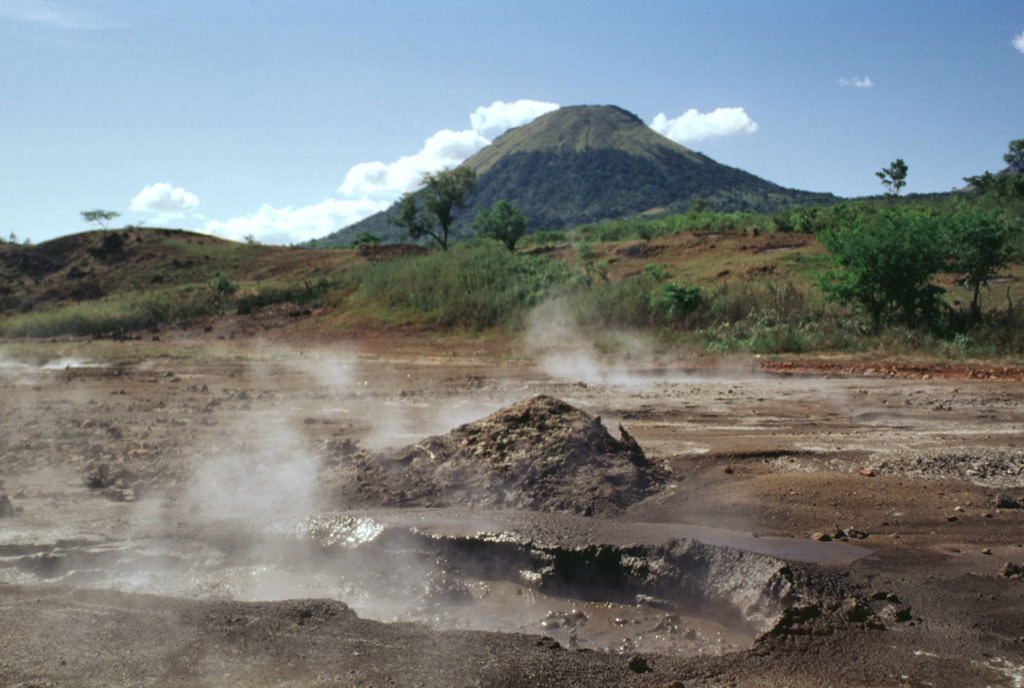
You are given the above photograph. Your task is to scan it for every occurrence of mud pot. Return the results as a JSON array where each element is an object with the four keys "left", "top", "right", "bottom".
[{"left": 1, "top": 343, "right": 1024, "bottom": 686}]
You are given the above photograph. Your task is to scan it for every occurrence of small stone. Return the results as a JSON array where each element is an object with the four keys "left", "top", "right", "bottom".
[
  {"left": 954, "top": 506, "right": 965, "bottom": 513},
  {"left": 841, "top": 597, "right": 869, "bottom": 622},
  {"left": 946, "top": 516, "right": 958, "bottom": 522},
  {"left": 627, "top": 654, "right": 651, "bottom": 673},
  {"left": 811, "top": 532, "right": 832, "bottom": 542},
  {"left": 995, "top": 493, "right": 1021, "bottom": 510},
  {"left": 723, "top": 466, "right": 734, "bottom": 474},
  {"left": 982, "top": 548, "right": 992, "bottom": 555},
  {"left": 858, "top": 468, "right": 876, "bottom": 477},
  {"left": 999, "top": 562, "right": 1022, "bottom": 578}
]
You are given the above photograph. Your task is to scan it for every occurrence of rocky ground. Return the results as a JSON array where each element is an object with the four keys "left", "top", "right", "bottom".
[{"left": 1, "top": 338, "right": 1024, "bottom": 686}]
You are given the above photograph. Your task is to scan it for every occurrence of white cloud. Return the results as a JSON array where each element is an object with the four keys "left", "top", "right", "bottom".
[
  {"left": 202, "top": 198, "right": 390, "bottom": 245},
  {"left": 0, "top": 0, "right": 106, "bottom": 29},
  {"left": 649, "top": 107, "right": 759, "bottom": 143},
  {"left": 200, "top": 99, "right": 560, "bottom": 245},
  {"left": 1014, "top": 31, "right": 1024, "bottom": 53},
  {"left": 339, "top": 99, "right": 561, "bottom": 198},
  {"left": 131, "top": 183, "right": 200, "bottom": 213},
  {"left": 338, "top": 128, "right": 490, "bottom": 198},
  {"left": 470, "top": 99, "right": 560, "bottom": 139},
  {"left": 839, "top": 76, "right": 874, "bottom": 88}
]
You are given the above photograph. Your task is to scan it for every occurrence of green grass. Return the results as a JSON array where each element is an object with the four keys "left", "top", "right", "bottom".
[{"left": 349, "top": 241, "right": 578, "bottom": 330}]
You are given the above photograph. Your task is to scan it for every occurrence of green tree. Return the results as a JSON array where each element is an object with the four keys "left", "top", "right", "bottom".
[
  {"left": 1004, "top": 139, "right": 1024, "bottom": 170},
  {"left": 819, "top": 207, "right": 947, "bottom": 328},
  {"left": 350, "top": 232, "right": 382, "bottom": 249},
  {"left": 876, "top": 158, "right": 908, "bottom": 196},
  {"left": 81, "top": 209, "right": 120, "bottom": 229},
  {"left": 388, "top": 166, "right": 477, "bottom": 251},
  {"left": 946, "top": 205, "right": 1016, "bottom": 316},
  {"left": 472, "top": 200, "right": 529, "bottom": 251}
]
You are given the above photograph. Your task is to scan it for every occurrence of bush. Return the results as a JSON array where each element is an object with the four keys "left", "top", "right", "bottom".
[
  {"left": 652, "top": 282, "right": 704, "bottom": 321},
  {"left": 818, "top": 207, "right": 948, "bottom": 328}
]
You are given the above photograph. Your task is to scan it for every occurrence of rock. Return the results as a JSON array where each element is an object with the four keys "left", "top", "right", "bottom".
[
  {"left": 858, "top": 468, "right": 876, "bottom": 477},
  {"left": 999, "top": 562, "right": 1022, "bottom": 578},
  {"left": 841, "top": 597, "right": 869, "bottom": 623},
  {"left": 995, "top": 493, "right": 1021, "bottom": 509},
  {"left": 84, "top": 462, "right": 111, "bottom": 488},
  {"left": 330, "top": 395, "right": 667, "bottom": 516},
  {"left": 0, "top": 494, "right": 14, "bottom": 518},
  {"left": 982, "top": 548, "right": 992, "bottom": 555},
  {"left": 811, "top": 532, "right": 832, "bottom": 542},
  {"left": 880, "top": 603, "right": 913, "bottom": 624},
  {"left": 627, "top": 654, "right": 651, "bottom": 673}
]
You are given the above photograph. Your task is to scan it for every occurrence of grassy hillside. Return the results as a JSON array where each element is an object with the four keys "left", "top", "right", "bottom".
[{"left": 2, "top": 197, "right": 1022, "bottom": 358}]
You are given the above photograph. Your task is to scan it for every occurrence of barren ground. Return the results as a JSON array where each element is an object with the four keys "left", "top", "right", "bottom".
[{"left": 2, "top": 335, "right": 1024, "bottom": 687}]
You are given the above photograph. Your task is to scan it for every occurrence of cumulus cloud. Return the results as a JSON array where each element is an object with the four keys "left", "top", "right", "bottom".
[
  {"left": 201, "top": 99, "right": 560, "bottom": 245},
  {"left": 839, "top": 76, "right": 874, "bottom": 88},
  {"left": 131, "top": 183, "right": 200, "bottom": 213},
  {"left": 339, "top": 99, "right": 560, "bottom": 198},
  {"left": 202, "top": 197, "right": 390, "bottom": 245},
  {"left": 338, "top": 128, "right": 490, "bottom": 198},
  {"left": 1014, "top": 31, "right": 1024, "bottom": 53},
  {"left": 649, "top": 107, "right": 759, "bottom": 143},
  {"left": 469, "top": 99, "right": 560, "bottom": 139}
]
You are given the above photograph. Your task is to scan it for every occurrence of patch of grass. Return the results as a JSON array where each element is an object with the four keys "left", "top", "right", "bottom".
[
  {"left": 0, "top": 284, "right": 224, "bottom": 338},
  {"left": 350, "top": 242, "right": 578, "bottom": 330}
]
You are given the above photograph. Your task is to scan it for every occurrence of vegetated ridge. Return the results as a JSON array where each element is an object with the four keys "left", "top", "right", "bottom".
[{"left": 309, "top": 105, "right": 839, "bottom": 247}]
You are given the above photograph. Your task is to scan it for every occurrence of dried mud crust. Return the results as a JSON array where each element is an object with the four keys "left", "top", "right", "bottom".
[
  {"left": 3, "top": 349, "right": 1024, "bottom": 686},
  {"left": 323, "top": 395, "right": 668, "bottom": 515},
  {"left": 762, "top": 358, "right": 1024, "bottom": 381}
]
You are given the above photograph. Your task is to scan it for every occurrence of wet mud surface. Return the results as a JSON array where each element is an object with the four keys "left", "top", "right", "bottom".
[{"left": 2, "top": 344, "right": 1024, "bottom": 686}]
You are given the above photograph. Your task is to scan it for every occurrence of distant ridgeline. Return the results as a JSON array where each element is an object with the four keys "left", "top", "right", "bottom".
[{"left": 308, "top": 105, "right": 839, "bottom": 248}]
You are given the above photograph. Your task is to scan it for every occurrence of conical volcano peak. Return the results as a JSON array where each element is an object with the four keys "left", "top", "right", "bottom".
[
  {"left": 310, "top": 104, "right": 838, "bottom": 247},
  {"left": 466, "top": 104, "right": 702, "bottom": 174}
]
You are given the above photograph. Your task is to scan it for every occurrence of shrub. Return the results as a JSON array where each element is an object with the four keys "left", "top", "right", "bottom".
[{"left": 819, "top": 207, "right": 948, "bottom": 329}]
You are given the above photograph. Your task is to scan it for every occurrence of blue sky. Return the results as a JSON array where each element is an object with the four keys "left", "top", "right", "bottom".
[{"left": 3, "top": 1, "right": 1023, "bottom": 245}]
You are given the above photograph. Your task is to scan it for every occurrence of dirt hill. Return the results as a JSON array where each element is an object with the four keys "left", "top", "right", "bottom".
[{"left": 323, "top": 394, "right": 668, "bottom": 516}]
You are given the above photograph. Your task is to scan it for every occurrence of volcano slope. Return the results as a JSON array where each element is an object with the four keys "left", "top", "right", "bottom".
[{"left": 0, "top": 341, "right": 1023, "bottom": 686}]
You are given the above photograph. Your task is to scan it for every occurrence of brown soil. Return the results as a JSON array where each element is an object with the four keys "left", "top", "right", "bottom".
[{"left": 1, "top": 336, "right": 1023, "bottom": 686}]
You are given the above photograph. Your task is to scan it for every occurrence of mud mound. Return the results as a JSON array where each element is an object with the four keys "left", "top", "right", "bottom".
[{"left": 327, "top": 395, "right": 667, "bottom": 515}]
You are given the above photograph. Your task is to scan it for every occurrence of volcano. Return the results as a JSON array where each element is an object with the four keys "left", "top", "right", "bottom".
[{"left": 312, "top": 105, "right": 837, "bottom": 246}]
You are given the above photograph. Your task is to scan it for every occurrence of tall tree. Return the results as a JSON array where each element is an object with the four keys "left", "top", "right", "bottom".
[
  {"left": 1004, "top": 139, "right": 1024, "bottom": 170},
  {"left": 876, "top": 158, "right": 908, "bottom": 196},
  {"left": 946, "top": 205, "right": 1016, "bottom": 317},
  {"left": 388, "top": 166, "right": 477, "bottom": 251}
]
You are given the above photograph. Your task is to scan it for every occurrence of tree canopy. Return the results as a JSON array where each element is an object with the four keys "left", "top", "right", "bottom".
[
  {"left": 81, "top": 210, "right": 120, "bottom": 229},
  {"left": 472, "top": 200, "right": 529, "bottom": 251},
  {"left": 875, "top": 159, "right": 908, "bottom": 196},
  {"left": 388, "top": 166, "right": 477, "bottom": 251}
]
